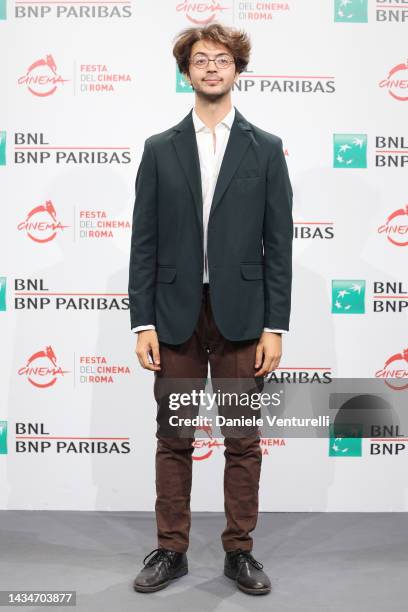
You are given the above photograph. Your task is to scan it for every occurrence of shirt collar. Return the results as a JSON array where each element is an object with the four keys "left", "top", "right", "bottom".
[{"left": 192, "top": 105, "right": 235, "bottom": 133}]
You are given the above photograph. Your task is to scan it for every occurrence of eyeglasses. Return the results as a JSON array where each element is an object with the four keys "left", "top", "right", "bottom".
[{"left": 189, "top": 54, "right": 235, "bottom": 70}]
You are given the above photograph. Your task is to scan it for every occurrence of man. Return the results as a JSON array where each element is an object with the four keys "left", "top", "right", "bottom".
[{"left": 128, "top": 23, "right": 293, "bottom": 596}]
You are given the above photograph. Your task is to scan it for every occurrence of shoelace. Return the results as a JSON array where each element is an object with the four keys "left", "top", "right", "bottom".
[
  {"left": 229, "top": 549, "right": 264, "bottom": 570},
  {"left": 142, "top": 548, "right": 173, "bottom": 568}
]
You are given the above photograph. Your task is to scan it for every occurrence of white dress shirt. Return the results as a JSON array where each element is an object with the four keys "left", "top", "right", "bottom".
[{"left": 132, "top": 105, "right": 286, "bottom": 335}]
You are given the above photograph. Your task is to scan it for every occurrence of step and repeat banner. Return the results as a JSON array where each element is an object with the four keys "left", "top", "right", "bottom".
[{"left": 1, "top": 1, "right": 407, "bottom": 511}]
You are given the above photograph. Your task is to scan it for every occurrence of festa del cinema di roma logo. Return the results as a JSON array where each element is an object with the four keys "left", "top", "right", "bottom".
[
  {"left": 192, "top": 424, "right": 282, "bottom": 461},
  {"left": 18, "top": 346, "right": 69, "bottom": 388},
  {"left": 378, "top": 205, "right": 408, "bottom": 247},
  {"left": 379, "top": 59, "right": 408, "bottom": 101},
  {"left": 176, "top": 0, "right": 229, "bottom": 24},
  {"left": 375, "top": 348, "right": 408, "bottom": 391},
  {"left": 17, "top": 54, "right": 69, "bottom": 97},
  {"left": 18, "top": 200, "right": 69, "bottom": 243}
]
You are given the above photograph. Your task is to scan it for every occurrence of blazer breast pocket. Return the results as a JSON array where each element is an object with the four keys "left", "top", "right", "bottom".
[{"left": 233, "top": 168, "right": 261, "bottom": 180}]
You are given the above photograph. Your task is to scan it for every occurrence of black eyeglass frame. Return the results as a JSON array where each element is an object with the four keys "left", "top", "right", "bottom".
[{"left": 189, "top": 53, "right": 236, "bottom": 70}]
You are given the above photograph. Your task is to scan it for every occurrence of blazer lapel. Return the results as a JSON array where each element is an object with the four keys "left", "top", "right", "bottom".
[
  {"left": 171, "top": 109, "right": 204, "bottom": 241},
  {"left": 171, "top": 107, "right": 253, "bottom": 237},
  {"left": 209, "top": 108, "right": 253, "bottom": 220}
]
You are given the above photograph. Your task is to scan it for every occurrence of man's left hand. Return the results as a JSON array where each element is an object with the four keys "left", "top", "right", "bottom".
[{"left": 254, "top": 331, "right": 282, "bottom": 376}]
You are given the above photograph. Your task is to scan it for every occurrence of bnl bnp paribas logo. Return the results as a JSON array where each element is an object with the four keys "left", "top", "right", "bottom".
[
  {"left": 0, "top": 277, "right": 6, "bottom": 311},
  {"left": 333, "top": 134, "right": 367, "bottom": 168},
  {"left": 0, "top": 422, "right": 7, "bottom": 455},
  {"left": 329, "top": 424, "right": 363, "bottom": 456},
  {"left": 0, "top": 131, "right": 6, "bottom": 165},
  {"left": 176, "top": 66, "right": 193, "bottom": 93},
  {"left": 334, "top": 0, "right": 368, "bottom": 22},
  {"left": 331, "top": 280, "right": 366, "bottom": 314},
  {"left": 334, "top": 0, "right": 408, "bottom": 23}
]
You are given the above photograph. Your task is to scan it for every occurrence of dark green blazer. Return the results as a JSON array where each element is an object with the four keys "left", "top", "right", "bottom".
[{"left": 128, "top": 106, "right": 293, "bottom": 344}]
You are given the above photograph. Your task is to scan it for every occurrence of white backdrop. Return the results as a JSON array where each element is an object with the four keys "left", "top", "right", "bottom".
[{"left": 1, "top": 0, "right": 408, "bottom": 511}]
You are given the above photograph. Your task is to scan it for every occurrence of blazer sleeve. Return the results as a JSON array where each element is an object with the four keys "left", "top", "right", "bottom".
[
  {"left": 263, "top": 138, "right": 294, "bottom": 331},
  {"left": 128, "top": 138, "right": 158, "bottom": 329}
]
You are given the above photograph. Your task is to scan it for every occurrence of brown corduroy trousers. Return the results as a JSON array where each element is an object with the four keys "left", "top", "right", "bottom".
[{"left": 153, "top": 283, "right": 264, "bottom": 553}]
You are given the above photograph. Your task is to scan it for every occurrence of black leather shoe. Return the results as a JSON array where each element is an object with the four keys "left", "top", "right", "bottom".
[
  {"left": 224, "top": 549, "right": 271, "bottom": 595},
  {"left": 133, "top": 547, "right": 188, "bottom": 593}
]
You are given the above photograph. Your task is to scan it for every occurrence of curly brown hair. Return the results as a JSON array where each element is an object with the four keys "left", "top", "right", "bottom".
[{"left": 172, "top": 23, "right": 251, "bottom": 77}]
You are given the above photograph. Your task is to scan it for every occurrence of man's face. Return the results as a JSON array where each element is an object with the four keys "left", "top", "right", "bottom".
[{"left": 185, "top": 39, "right": 239, "bottom": 101}]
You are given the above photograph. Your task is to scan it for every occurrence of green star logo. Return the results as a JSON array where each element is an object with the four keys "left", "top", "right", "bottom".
[
  {"left": 0, "top": 277, "right": 6, "bottom": 311},
  {"left": 0, "top": 0, "right": 6, "bottom": 20},
  {"left": 0, "top": 421, "right": 7, "bottom": 455},
  {"left": 333, "top": 134, "right": 367, "bottom": 168},
  {"left": 0, "top": 131, "right": 6, "bottom": 165},
  {"left": 329, "top": 423, "right": 362, "bottom": 457},
  {"left": 331, "top": 280, "right": 365, "bottom": 314},
  {"left": 176, "top": 66, "right": 193, "bottom": 93},
  {"left": 334, "top": 0, "right": 368, "bottom": 23}
]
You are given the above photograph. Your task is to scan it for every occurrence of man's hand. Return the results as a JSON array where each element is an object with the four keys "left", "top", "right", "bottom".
[
  {"left": 254, "top": 331, "right": 282, "bottom": 376},
  {"left": 135, "top": 330, "right": 161, "bottom": 371}
]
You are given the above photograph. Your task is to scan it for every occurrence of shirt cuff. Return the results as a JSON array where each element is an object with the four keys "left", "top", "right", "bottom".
[
  {"left": 132, "top": 326, "right": 287, "bottom": 334},
  {"left": 131, "top": 325, "right": 156, "bottom": 333}
]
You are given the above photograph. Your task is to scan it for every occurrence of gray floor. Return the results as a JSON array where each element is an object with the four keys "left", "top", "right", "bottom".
[{"left": 0, "top": 511, "right": 407, "bottom": 611}]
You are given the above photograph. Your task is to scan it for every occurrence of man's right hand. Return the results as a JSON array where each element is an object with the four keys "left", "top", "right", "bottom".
[{"left": 135, "top": 330, "right": 161, "bottom": 371}]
